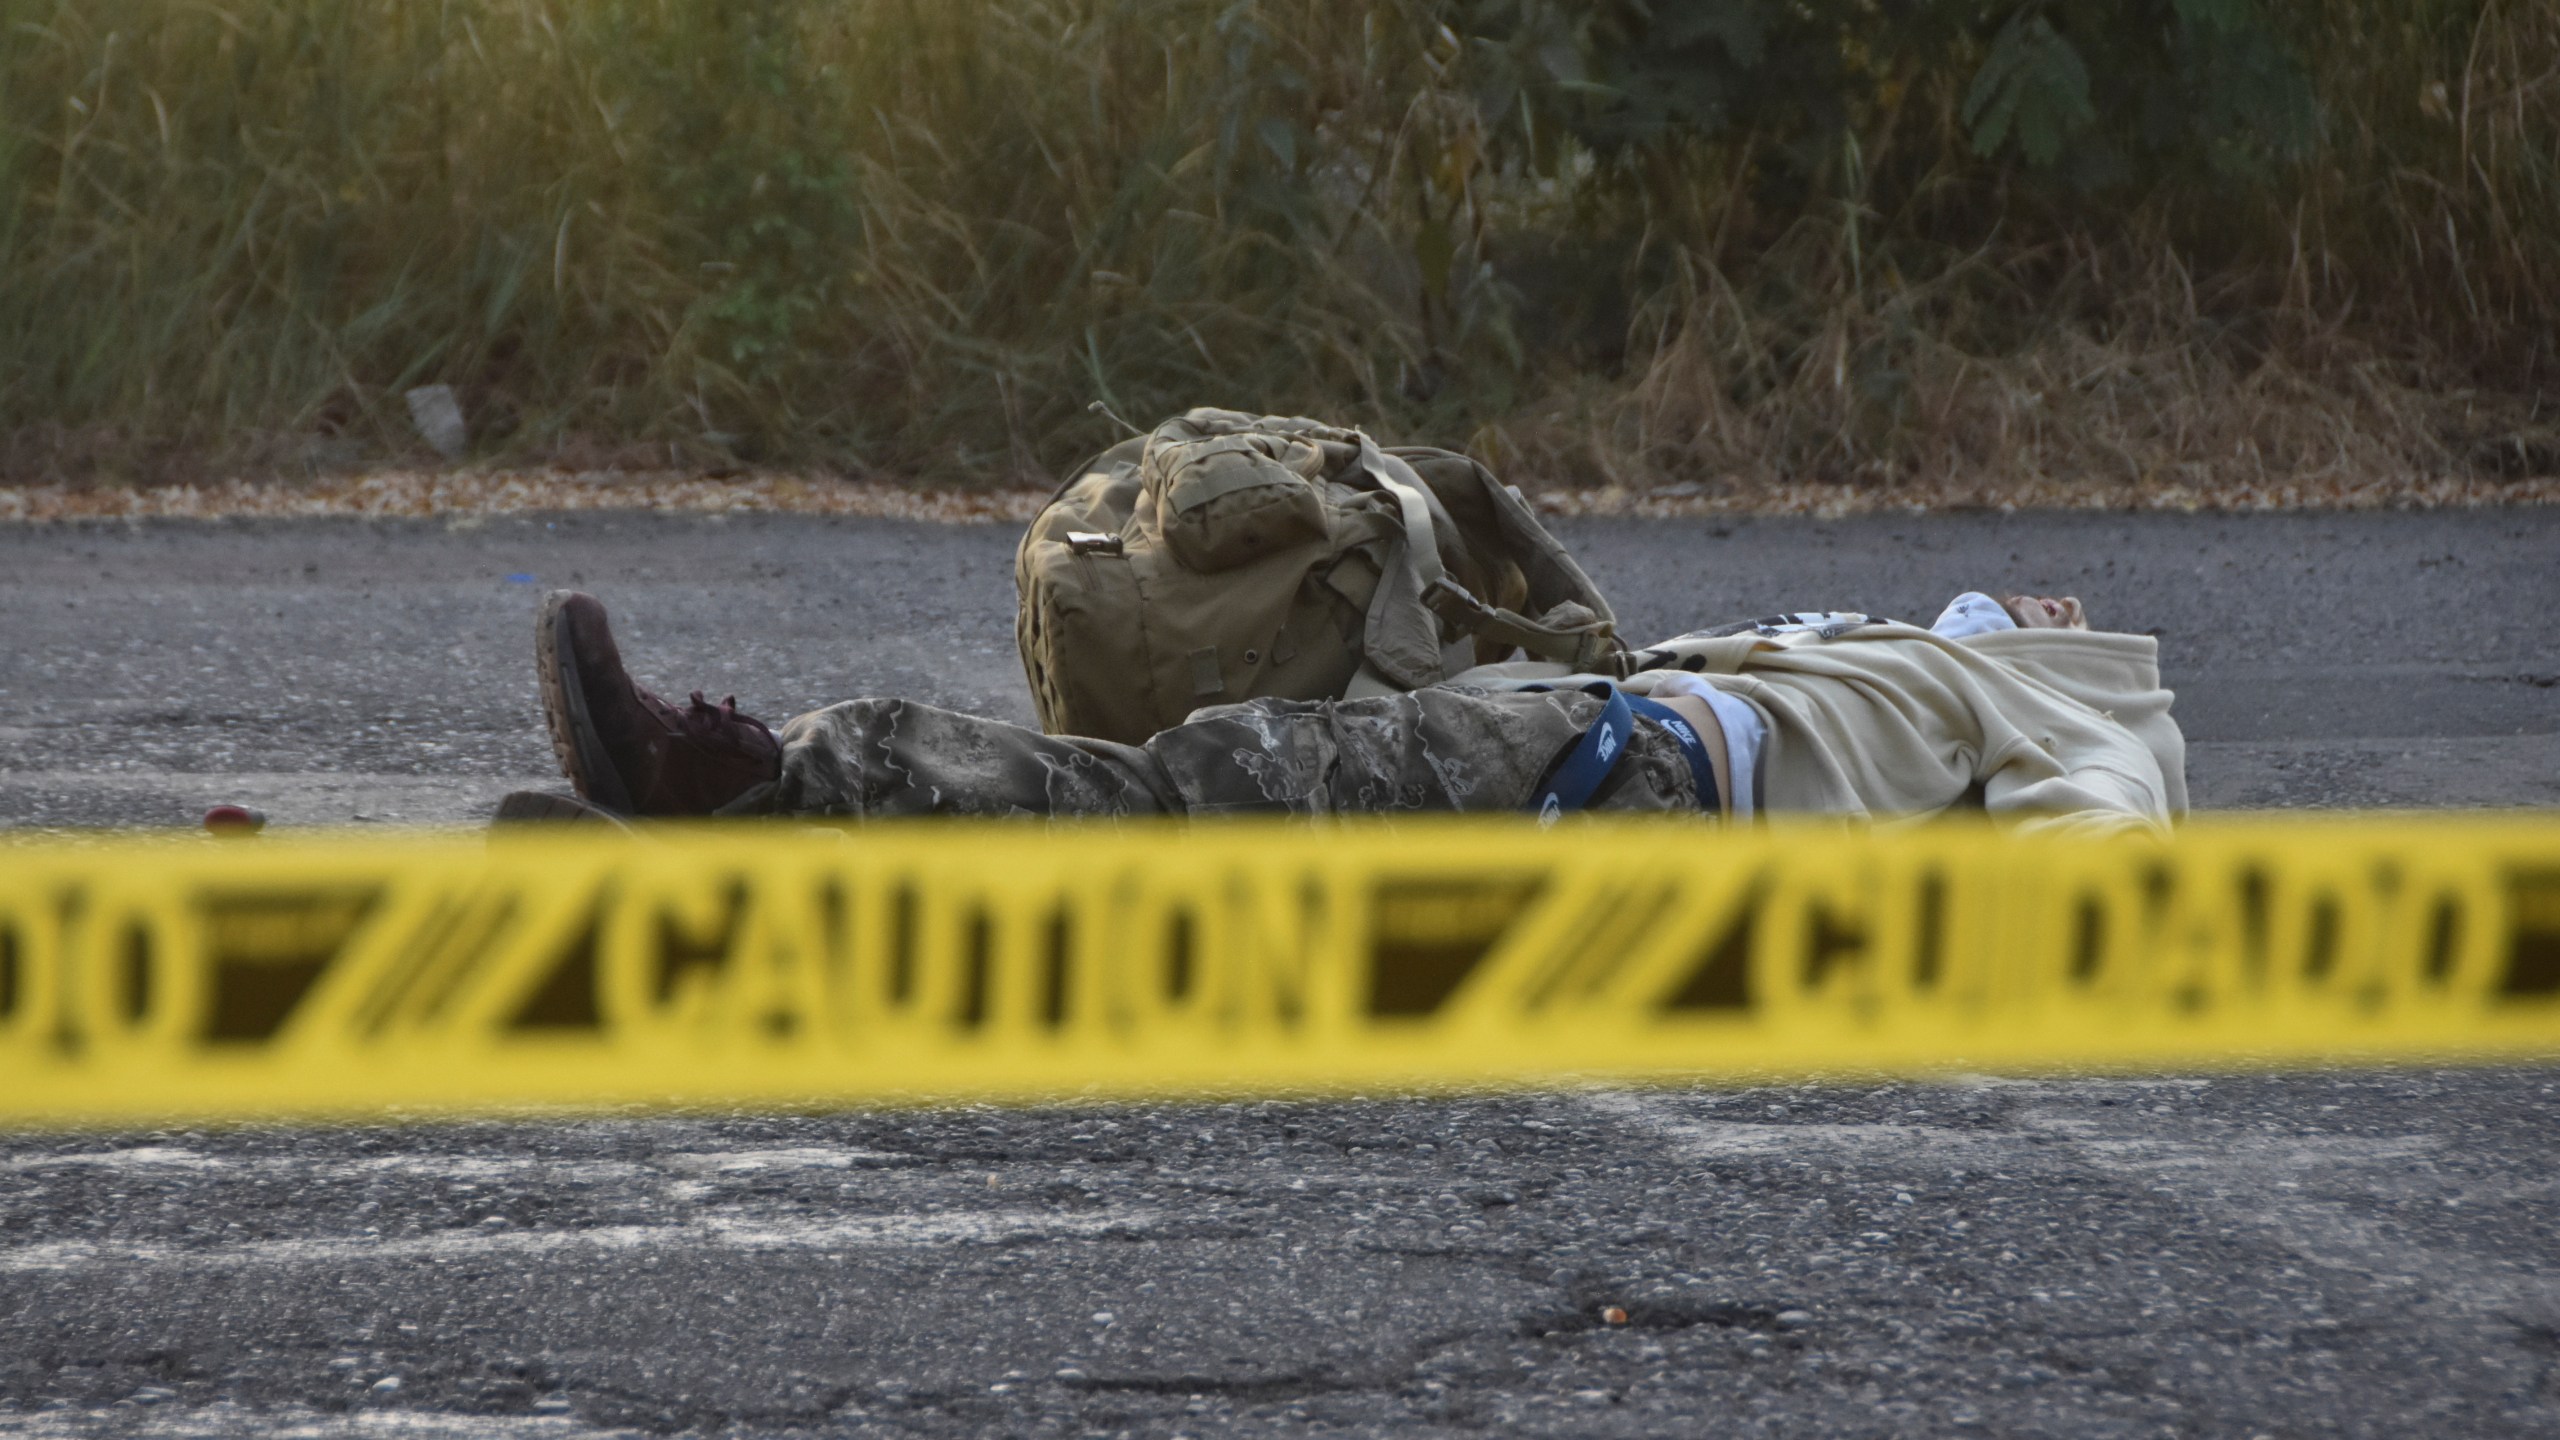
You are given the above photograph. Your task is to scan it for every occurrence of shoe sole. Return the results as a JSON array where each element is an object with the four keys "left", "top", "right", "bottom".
[
  {"left": 534, "top": 591, "right": 637, "bottom": 815},
  {"left": 492, "top": 789, "right": 634, "bottom": 828}
]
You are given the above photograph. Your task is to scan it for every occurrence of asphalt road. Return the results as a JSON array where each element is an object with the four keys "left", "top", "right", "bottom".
[
  {"left": 1, "top": 509, "right": 2553, "bottom": 828},
  {"left": 3, "top": 507, "right": 2559, "bottom": 1437}
]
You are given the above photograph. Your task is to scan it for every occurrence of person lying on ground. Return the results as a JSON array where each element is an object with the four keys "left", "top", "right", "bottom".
[{"left": 499, "top": 586, "right": 2183, "bottom": 837}]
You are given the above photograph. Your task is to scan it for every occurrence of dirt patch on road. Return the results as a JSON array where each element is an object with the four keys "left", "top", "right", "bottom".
[{"left": 2, "top": 468, "right": 2556, "bottom": 525}]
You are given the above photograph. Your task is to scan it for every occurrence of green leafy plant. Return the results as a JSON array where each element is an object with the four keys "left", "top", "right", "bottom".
[{"left": 1964, "top": 10, "right": 2095, "bottom": 167}]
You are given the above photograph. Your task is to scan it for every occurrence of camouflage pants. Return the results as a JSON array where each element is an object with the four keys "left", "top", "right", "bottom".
[{"left": 763, "top": 686, "right": 1699, "bottom": 819}]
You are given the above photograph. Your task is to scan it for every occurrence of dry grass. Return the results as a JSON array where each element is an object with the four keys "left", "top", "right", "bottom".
[
  {"left": 0, "top": 472, "right": 1054, "bottom": 524},
  {"left": 3, "top": 0, "right": 2554, "bottom": 502},
  {"left": 1479, "top": 246, "right": 2560, "bottom": 498},
  {"left": 3, "top": 465, "right": 2546, "bottom": 526}
]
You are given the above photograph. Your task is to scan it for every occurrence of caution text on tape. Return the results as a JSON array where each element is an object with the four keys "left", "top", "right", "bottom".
[{"left": 3, "top": 815, "right": 2559, "bottom": 1123}]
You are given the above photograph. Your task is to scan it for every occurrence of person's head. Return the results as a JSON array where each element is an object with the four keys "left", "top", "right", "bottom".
[{"left": 2001, "top": 594, "right": 2087, "bottom": 630}]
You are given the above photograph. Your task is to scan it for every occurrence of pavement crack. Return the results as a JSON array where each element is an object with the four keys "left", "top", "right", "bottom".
[{"left": 1065, "top": 1368, "right": 1368, "bottom": 1401}]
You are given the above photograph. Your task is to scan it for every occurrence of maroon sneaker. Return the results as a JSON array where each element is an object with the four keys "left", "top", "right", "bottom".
[{"left": 534, "top": 591, "right": 781, "bottom": 816}]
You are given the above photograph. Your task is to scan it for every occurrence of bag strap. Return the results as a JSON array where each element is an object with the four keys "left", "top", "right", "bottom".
[
  {"left": 1356, "top": 438, "right": 1444, "bottom": 577},
  {"left": 1349, "top": 435, "right": 1623, "bottom": 692},
  {"left": 1344, "top": 436, "right": 1457, "bottom": 697},
  {"left": 1422, "top": 582, "right": 1622, "bottom": 672}
]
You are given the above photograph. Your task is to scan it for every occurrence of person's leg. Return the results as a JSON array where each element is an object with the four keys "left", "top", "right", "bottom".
[
  {"left": 764, "top": 686, "right": 1698, "bottom": 819},
  {"left": 1151, "top": 687, "right": 1696, "bottom": 815},
  {"left": 765, "top": 698, "right": 1179, "bottom": 818},
  {"left": 522, "top": 589, "right": 1701, "bottom": 820}
]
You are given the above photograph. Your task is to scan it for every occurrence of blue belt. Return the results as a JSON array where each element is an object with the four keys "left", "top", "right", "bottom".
[{"left": 1528, "top": 682, "right": 1721, "bottom": 820}]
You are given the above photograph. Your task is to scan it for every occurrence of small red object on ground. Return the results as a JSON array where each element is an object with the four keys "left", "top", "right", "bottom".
[{"left": 203, "top": 805, "right": 267, "bottom": 835}]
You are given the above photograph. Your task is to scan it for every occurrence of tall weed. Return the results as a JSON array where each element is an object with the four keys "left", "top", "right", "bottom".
[{"left": 1, "top": 0, "right": 2552, "bottom": 490}]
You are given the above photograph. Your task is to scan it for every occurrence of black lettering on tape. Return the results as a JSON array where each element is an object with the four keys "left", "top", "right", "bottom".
[
  {"left": 1367, "top": 877, "right": 1540, "bottom": 1017},
  {"left": 4, "top": 820, "right": 2560, "bottom": 1125},
  {"left": 2503, "top": 870, "right": 2560, "bottom": 996}
]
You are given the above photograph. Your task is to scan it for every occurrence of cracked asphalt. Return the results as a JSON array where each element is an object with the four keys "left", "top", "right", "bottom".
[
  {"left": 4, "top": 506, "right": 2559, "bottom": 1436},
  {"left": 9, "top": 1075, "right": 2560, "bottom": 1437}
]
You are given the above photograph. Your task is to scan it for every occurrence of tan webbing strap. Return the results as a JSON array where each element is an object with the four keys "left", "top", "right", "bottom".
[
  {"left": 1351, "top": 433, "right": 1626, "bottom": 682},
  {"left": 1345, "top": 435, "right": 1457, "bottom": 693},
  {"left": 1356, "top": 437, "right": 1449, "bottom": 595},
  {"left": 1441, "top": 593, "right": 1624, "bottom": 673}
]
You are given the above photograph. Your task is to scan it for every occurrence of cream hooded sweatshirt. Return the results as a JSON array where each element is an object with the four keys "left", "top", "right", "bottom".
[{"left": 1455, "top": 622, "right": 2186, "bottom": 836}]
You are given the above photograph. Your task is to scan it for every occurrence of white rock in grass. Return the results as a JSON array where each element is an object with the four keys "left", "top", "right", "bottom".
[{"left": 404, "top": 384, "right": 469, "bottom": 460}]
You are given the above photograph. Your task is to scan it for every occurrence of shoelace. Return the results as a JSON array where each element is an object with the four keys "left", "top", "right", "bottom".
[{"left": 677, "top": 690, "right": 777, "bottom": 753}]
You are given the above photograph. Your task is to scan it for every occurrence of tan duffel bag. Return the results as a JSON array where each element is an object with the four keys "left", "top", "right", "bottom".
[{"left": 1015, "top": 407, "right": 1625, "bottom": 745}]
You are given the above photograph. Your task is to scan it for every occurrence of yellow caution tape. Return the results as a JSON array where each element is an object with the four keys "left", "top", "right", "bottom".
[{"left": 3, "top": 814, "right": 2559, "bottom": 1125}]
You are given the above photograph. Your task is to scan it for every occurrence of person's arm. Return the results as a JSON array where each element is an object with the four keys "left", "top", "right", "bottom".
[
  {"left": 1981, "top": 755, "right": 2169, "bottom": 838},
  {"left": 1973, "top": 686, "right": 2172, "bottom": 838}
]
